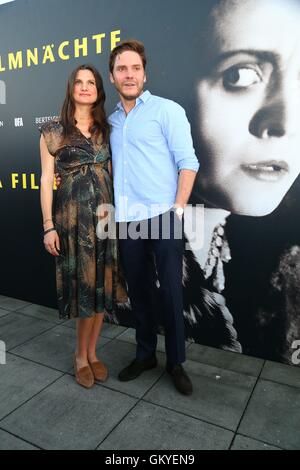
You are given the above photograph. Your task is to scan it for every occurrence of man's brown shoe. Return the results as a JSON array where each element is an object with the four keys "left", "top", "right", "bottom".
[
  {"left": 89, "top": 360, "right": 109, "bottom": 383},
  {"left": 73, "top": 356, "right": 94, "bottom": 389}
]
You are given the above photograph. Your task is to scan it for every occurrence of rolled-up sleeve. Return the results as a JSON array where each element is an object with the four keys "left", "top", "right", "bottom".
[{"left": 161, "top": 101, "right": 200, "bottom": 173}]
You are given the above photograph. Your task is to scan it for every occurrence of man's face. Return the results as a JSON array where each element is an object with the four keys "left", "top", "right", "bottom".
[
  {"left": 195, "top": 0, "right": 300, "bottom": 216},
  {"left": 110, "top": 50, "right": 146, "bottom": 101}
]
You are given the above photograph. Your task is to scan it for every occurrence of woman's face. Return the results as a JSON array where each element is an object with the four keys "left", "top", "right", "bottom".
[
  {"left": 196, "top": 0, "right": 300, "bottom": 216},
  {"left": 73, "top": 69, "right": 98, "bottom": 107}
]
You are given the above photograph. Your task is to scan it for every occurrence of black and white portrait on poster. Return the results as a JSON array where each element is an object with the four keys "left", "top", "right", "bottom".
[{"left": 183, "top": 0, "right": 300, "bottom": 365}]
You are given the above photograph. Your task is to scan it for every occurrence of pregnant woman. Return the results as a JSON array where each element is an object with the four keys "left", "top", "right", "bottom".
[{"left": 40, "top": 64, "right": 126, "bottom": 388}]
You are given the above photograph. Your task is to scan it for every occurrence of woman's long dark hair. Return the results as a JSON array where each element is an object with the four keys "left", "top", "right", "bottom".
[{"left": 60, "top": 64, "right": 109, "bottom": 144}]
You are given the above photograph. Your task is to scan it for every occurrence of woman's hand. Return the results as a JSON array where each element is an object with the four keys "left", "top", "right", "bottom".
[
  {"left": 55, "top": 173, "right": 62, "bottom": 188},
  {"left": 44, "top": 230, "right": 60, "bottom": 257}
]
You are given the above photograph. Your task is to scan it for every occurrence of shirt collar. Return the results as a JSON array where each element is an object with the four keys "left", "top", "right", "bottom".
[{"left": 115, "top": 90, "right": 152, "bottom": 112}]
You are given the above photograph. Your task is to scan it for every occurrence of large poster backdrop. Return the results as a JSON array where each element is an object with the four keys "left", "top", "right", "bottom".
[{"left": 1, "top": 0, "right": 300, "bottom": 366}]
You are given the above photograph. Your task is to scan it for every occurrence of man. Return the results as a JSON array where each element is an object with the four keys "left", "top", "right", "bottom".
[{"left": 109, "top": 40, "right": 199, "bottom": 395}]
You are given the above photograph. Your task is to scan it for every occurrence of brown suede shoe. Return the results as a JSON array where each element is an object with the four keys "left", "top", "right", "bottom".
[
  {"left": 73, "top": 356, "right": 94, "bottom": 389},
  {"left": 89, "top": 359, "right": 109, "bottom": 383}
]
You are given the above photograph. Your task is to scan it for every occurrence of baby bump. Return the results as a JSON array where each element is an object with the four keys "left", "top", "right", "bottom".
[{"left": 55, "top": 164, "right": 113, "bottom": 217}]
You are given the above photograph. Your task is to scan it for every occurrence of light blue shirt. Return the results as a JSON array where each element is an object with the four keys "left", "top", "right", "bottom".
[{"left": 109, "top": 90, "right": 199, "bottom": 222}]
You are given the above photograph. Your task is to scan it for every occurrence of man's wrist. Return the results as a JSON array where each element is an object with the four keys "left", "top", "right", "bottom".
[{"left": 173, "top": 204, "right": 185, "bottom": 217}]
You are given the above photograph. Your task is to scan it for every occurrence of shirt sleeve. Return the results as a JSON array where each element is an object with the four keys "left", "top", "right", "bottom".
[{"left": 161, "top": 101, "right": 200, "bottom": 173}]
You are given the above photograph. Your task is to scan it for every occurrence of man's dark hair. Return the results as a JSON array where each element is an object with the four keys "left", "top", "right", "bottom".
[{"left": 109, "top": 39, "right": 147, "bottom": 74}]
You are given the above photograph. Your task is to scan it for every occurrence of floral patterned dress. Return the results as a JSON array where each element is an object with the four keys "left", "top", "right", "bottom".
[{"left": 40, "top": 120, "right": 127, "bottom": 319}]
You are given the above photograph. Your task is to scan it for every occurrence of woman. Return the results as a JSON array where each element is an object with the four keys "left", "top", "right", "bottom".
[
  {"left": 40, "top": 64, "right": 126, "bottom": 388},
  {"left": 182, "top": 0, "right": 300, "bottom": 364}
]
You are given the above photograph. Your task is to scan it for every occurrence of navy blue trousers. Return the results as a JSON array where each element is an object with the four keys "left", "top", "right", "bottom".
[{"left": 119, "top": 211, "right": 186, "bottom": 365}]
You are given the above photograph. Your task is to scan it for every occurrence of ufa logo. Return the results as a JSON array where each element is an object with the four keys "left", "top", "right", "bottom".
[
  {"left": 14, "top": 117, "right": 23, "bottom": 127},
  {"left": 0, "top": 80, "right": 6, "bottom": 104}
]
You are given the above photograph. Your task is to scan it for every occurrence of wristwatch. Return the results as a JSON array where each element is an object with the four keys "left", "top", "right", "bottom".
[{"left": 174, "top": 206, "right": 184, "bottom": 218}]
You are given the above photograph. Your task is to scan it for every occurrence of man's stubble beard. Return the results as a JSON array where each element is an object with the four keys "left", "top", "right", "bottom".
[{"left": 117, "top": 85, "right": 144, "bottom": 102}]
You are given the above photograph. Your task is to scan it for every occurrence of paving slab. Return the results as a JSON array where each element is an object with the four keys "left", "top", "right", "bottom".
[
  {"left": 0, "top": 354, "right": 62, "bottom": 420},
  {"left": 144, "top": 359, "right": 256, "bottom": 431},
  {"left": 98, "top": 401, "right": 234, "bottom": 450},
  {"left": 231, "top": 434, "right": 281, "bottom": 451},
  {"left": 118, "top": 328, "right": 191, "bottom": 354},
  {"left": 0, "top": 429, "right": 39, "bottom": 450},
  {"left": 261, "top": 361, "right": 300, "bottom": 389},
  {"left": 0, "top": 313, "right": 56, "bottom": 351},
  {"left": 239, "top": 379, "right": 300, "bottom": 450},
  {"left": 187, "top": 344, "right": 264, "bottom": 377},
  {"left": 11, "top": 325, "right": 109, "bottom": 373},
  {"left": 16, "top": 303, "right": 63, "bottom": 325},
  {"left": 0, "top": 308, "right": 9, "bottom": 319},
  {"left": 1, "top": 375, "right": 137, "bottom": 450},
  {"left": 63, "top": 319, "right": 127, "bottom": 339},
  {"left": 0, "top": 296, "right": 32, "bottom": 311}
]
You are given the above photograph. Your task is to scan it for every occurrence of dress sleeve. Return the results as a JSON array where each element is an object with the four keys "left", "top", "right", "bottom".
[{"left": 39, "top": 121, "right": 61, "bottom": 157}]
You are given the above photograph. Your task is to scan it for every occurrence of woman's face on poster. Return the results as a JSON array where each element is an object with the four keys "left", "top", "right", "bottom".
[{"left": 196, "top": 0, "right": 300, "bottom": 216}]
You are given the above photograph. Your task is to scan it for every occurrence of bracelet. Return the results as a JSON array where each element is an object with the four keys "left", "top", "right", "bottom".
[
  {"left": 44, "top": 227, "right": 56, "bottom": 236},
  {"left": 43, "top": 219, "right": 53, "bottom": 225}
]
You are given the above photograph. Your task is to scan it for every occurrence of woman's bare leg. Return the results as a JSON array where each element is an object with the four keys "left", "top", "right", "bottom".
[
  {"left": 75, "top": 317, "right": 95, "bottom": 369},
  {"left": 88, "top": 313, "right": 105, "bottom": 363}
]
